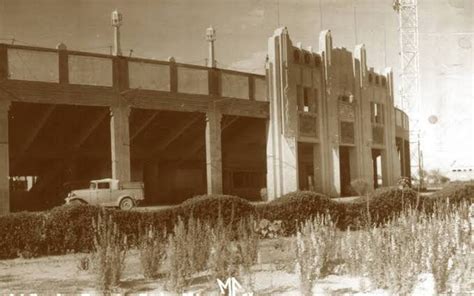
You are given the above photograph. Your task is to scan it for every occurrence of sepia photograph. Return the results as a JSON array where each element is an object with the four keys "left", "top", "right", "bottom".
[{"left": 0, "top": 0, "right": 472, "bottom": 294}]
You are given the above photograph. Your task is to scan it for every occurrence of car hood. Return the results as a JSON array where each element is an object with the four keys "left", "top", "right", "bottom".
[{"left": 68, "top": 189, "right": 90, "bottom": 197}]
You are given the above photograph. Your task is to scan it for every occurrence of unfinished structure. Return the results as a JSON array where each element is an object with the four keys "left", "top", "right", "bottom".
[{"left": 0, "top": 26, "right": 410, "bottom": 214}]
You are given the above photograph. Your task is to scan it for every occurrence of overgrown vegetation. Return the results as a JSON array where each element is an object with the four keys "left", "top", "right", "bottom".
[
  {"left": 1, "top": 183, "right": 473, "bottom": 294},
  {"left": 296, "top": 201, "right": 473, "bottom": 294},
  {"left": 295, "top": 215, "right": 337, "bottom": 295},
  {"left": 91, "top": 210, "right": 128, "bottom": 293},
  {"left": 138, "top": 225, "right": 166, "bottom": 279},
  {"left": 2, "top": 184, "right": 472, "bottom": 260}
]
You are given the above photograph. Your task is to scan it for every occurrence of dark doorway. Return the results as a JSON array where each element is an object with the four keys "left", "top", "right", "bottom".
[
  {"left": 339, "top": 146, "right": 352, "bottom": 196},
  {"left": 222, "top": 116, "right": 267, "bottom": 201},
  {"left": 298, "top": 142, "right": 314, "bottom": 191}
]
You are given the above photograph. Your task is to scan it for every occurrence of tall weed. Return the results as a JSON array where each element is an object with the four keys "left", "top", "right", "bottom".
[
  {"left": 91, "top": 210, "right": 128, "bottom": 292},
  {"left": 295, "top": 215, "right": 337, "bottom": 296},
  {"left": 138, "top": 225, "right": 166, "bottom": 279}
]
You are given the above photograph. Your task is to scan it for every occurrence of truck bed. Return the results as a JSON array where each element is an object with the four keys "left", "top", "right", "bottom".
[{"left": 121, "top": 182, "right": 144, "bottom": 190}]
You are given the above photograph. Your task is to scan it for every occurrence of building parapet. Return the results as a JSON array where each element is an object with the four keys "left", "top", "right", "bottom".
[{"left": 0, "top": 43, "right": 267, "bottom": 103}]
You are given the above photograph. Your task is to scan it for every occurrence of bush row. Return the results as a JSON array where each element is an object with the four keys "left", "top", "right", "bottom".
[
  {"left": 0, "top": 182, "right": 472, "bottom": 259},
  {"left": 0, "top": 194, "right": 255, "bottom": 259}
]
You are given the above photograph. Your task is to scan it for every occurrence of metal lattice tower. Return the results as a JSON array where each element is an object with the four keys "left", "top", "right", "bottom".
[
  {"left": 393, "top": 0, "right": 422, "bottom": 185},
  {"left": 393, "top": 0, "right": 420, "bottom": 114}
]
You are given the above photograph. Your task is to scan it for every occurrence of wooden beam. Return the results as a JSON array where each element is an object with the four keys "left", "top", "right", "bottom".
[
  {"left": 130, "top": 111, "right": 159, "bottom": 142},
  {"left": 11, "top": 104, "right": 56, "bottom": 168},
  {"left": 149, "top": 114, "right": 202, "bottom": 158}
]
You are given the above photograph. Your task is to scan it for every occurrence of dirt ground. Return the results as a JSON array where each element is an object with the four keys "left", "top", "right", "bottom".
[{"left": 0, "top": 238, "right": 398, "bottom": 295}]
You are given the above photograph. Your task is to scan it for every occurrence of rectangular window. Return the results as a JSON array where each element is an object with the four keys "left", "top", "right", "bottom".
[
  {"left": 98, "top": 182, "right": 110, "bottom": 189},
  {"left": 297, "top": 85, "right": 304, "bottom": 111},
  {"left": 371, "top": 102, "right": 384, "bottom": 124},
  {"left": 303, "top": 87, "right": 310, "bottom": 112},
  {"left": 314, "top": 89, "right": 319, "bottom": 114}
]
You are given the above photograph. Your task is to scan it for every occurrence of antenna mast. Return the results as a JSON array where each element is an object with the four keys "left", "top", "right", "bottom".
[{"left": 393, "top": 0, "right": 422, "bottom": 186}]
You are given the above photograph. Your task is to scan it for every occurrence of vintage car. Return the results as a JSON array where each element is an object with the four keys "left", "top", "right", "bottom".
[{"left": 65, "top": 178, "right": 144, "bottom": 210}]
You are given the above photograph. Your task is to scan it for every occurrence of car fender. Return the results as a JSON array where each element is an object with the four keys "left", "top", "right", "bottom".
[{"left": 67, "top": 198, "right": 87, "bottom": 204}]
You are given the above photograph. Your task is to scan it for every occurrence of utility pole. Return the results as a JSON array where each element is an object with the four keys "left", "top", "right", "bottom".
[
  {"left": 417, "top": 132, "right": 424, "bottom": 189},
  {"left": 353, "top": 0, "right": 358, "bottom": 45}
]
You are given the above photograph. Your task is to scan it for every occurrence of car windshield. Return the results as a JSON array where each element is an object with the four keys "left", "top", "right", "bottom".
[{"left": 90, "top": 182, "right": 97, "bottom": 190}]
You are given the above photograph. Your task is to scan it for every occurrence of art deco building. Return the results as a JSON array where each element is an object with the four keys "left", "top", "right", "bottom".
[{"left": 0, "top": 26, "right": 410, "bottom": 213}]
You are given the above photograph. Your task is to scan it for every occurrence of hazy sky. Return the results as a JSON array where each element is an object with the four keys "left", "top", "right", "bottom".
[{"left": 0, "top": 0, "right": 472, "bottom": 173}]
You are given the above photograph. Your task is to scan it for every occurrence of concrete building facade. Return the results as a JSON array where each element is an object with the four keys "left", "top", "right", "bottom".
[
  {"left": 0, "top": 27, "right": 410, "bottom": 214},
  {"left": 265, "top": 28, "right": 410, "bottom": 199}
]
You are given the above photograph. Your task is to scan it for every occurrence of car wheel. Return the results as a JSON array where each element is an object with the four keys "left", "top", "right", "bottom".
[{"left": 119, "top": 197, "right": 134, "bottom": 210}]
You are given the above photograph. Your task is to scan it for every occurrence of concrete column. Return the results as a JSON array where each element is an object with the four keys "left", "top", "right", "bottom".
[
  {"left": 0, "top": 100, "right": 10, "bottom": 215},
  {"left": 110, "top": 105, "right": 131, "bottom": 182},
  {"left": 384, "top": 68, "right": 402, "bottom": 184},
  {"left": 205, "top": 110, "right": 223, "bottom": 194},
  {"left": 313, "top": 144, "right": 323, "bottom": 193},
  {"left": 354, "top": 44, "right": 375, "bottom": 191},
  {"left": 319, "top": 30, "right": 341, "bottom": 196},
  {"left": 266, "top": 27, "right": 299, "bottom": 200}
]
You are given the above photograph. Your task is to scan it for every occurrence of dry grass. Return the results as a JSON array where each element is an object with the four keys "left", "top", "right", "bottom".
[{"left": 296, "top": 201, "right": 473, "bottom": 294}]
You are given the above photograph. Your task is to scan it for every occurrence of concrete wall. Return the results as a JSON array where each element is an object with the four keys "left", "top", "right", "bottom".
[
  {"left": 68, "top": 55, "right": 113, "bottom": 86},
  {"left": 7, "top": 48, "right": 58, "bottom": 82},
  {"left": 254, "top": 77, "right": 267, "bottom": 101},
  {"left": 221, "top": 71, "right": 249, "bottom": 100},
  {"left": 128, "top": 61, "right": 170, "bottom": 91},
  {"left": 177, "top": 66, "right": 208, "bottom": 95}
]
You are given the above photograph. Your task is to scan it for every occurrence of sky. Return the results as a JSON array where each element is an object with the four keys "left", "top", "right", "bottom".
[{"left": 0, "top": 0, "right": 472, "bottom": 174}]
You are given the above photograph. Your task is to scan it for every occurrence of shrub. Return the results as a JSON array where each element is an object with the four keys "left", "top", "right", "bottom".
[
  {"left": 166, "top": 217, "right": 193, "bottom": 292},
  {"left": 353, "top": 187, "right": 419, "bottom": 226},
  {"left": 0, "top": 211, "right": 46, "bottom": 259},
  {"left": 111, "top": 208, "right": 177, "bottom": 247},
  {"left": 185, "top": 216, "right": 211, "bottom": 273},
  {"left": 138, "top": 225, "right": 166, "bottom": 279},
  {"left": 91, "top": 210, "right": 128, "bottom": 292},
  {"left": 207, "top": 213, "right": 241, "bottom": 281},
  {"left": 427, "top": 182, "right": 474, "bottom": 205},
  {"left": 237, "top": 217, "right": 259, "bottom": 276},
  {"left": 351, "top": 179, "right": 371, "bottom": 226},
  {"left": 339, "top": 202, "right": 472, "bottom": 294},
  {"left": 255, "top": 191, "right": 337, "bottom": 234},
  {"left": 44, "top": 204, "right": 100, "bottom": 254},
  {"left": 178, "top": 194, "right": 256, "bottom": 225},
  {"left": 295, "top": 215, "right": 337, "bottom": 296}
]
